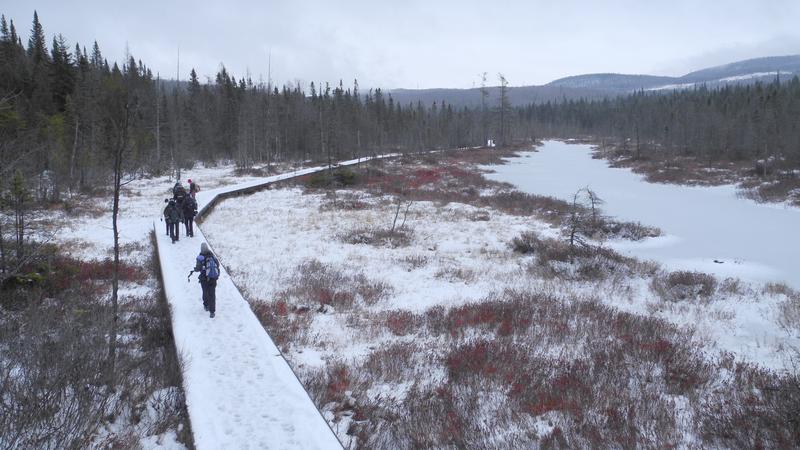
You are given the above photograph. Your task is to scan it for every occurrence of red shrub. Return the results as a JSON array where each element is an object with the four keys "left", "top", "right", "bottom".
[
  {"left": 445, "top": 341, "right": 495, "bottom": 379},
  {"left": 409, "top": 168, "right": 442, "bottom": 188},
  {"left": 327, "top": 366, "right": 350, "bottom": 400},
  {"left": 528, "top": 395, "right": 572, "bottom": 416},
  {"left": 431, "top": 300, "right": 532, "bottom": 337},
  {"left": 386, "top": 310, "right": 415, "bottom": 336},
  {"left": 275, "top": 300, "right": 289, "bottom": 316}
]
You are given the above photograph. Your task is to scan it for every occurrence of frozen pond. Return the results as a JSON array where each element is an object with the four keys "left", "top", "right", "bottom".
[{"left": 485, "top": 140, "right": 800, "bottom": 288}]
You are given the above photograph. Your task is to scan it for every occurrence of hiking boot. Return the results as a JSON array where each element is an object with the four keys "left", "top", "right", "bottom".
[
  {"left": 210, "top": 312, "right": 215, "bottom": 318},
  {"left": 204, "top": 304, "right": 208, "bottom": 311}
]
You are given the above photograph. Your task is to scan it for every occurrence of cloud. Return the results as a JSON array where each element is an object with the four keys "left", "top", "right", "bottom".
[
  {"left": 3, "top": 0, "right": 798, "bottom": 88},
  {"left": 654, "top": 36, "right": 800, "bottom": 76}
]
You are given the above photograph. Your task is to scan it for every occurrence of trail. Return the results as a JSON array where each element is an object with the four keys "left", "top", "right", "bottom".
[{"left": 154, "top": 157, "right": 393, "bottom": 449}]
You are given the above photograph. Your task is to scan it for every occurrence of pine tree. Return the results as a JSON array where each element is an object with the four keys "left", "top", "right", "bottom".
[
  {"left": 0, "top": 15, "right": 9, "bottom": 42},
  {"left": 27, "top": 11, "right": 48, "bottom": 64},
  {"left": 90, "top": 41, "right": 102, "bottom": 69},
  {"left": 9, "top": 19, "right": 20, "bottom": 45},
  {"left": 50, "top": 34, "right": 74, "bottom": 111}
]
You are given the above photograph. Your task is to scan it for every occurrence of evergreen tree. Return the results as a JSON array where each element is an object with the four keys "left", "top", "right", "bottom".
[
  {"left": 50, "top": 34, "right": 74, "bottom": 111},
  {"left": 27, "top": 11, "right": 47, "bottom": 64}
]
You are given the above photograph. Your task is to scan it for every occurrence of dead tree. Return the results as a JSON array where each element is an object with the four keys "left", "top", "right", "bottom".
[
  {"left": 108, "top": 94, "right": 135, "bottom": 390},
  {"left": 566, "top": 187, "right": 603, "bottom": 250}
]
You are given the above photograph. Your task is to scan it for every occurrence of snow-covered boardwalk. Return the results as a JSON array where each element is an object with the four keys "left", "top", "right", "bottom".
[{"left": 154, "top": 157, "right": 391, "bottom": 449}]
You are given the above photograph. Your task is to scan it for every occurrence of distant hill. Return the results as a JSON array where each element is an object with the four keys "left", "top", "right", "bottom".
[
  {"left": 387, "top": 54, "right": 800, "bottom": 107},
  {"left": 546, "top": 73, "right": 674, "bottom": 91},
  {"left": 679, "top": 55, "right": 800, "bottom": 83}
]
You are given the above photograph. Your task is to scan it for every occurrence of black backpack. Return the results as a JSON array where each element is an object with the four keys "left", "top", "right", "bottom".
[
  {"left": 183, "top": 196, "right": 197, "bottom": 216},
  {"left": 173, "top": 184, "right": 187, "bottom": 199}
]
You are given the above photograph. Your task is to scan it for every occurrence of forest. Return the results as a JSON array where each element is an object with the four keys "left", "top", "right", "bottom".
[
  {"left": 526, "top": 79, "right": 800, "bottom": 171},
  {"left": 2, "top": 11, "right": 799, "bottom": 206},
  {"left": 0, "top": 12, "right": 520, "bottom": 203}
]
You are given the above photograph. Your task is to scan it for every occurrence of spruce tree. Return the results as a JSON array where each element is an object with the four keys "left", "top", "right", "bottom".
[
  {"left": 27, "top": 11, "right": 48, "bottom": 64},
  {"left": 50, "top": 34, "right": 74, "bottom": 111},
  {"left": 9, "top": 19, "right": 17, "bottom": 44},
  {"left": 90, "top": 41, "right": 102, "bottom": 69},
  {"left": 0, "top": 15, "right": 9, "bottom": 42}
]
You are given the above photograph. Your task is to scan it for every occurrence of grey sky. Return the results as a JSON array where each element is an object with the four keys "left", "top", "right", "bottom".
[{"left": 4, "top": 0, "right": 800, "bottom": 89}]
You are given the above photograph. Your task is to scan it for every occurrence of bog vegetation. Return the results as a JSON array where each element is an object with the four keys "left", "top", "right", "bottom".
[{"left": 203, "top": 154, "right": 800, "bottom": 448}]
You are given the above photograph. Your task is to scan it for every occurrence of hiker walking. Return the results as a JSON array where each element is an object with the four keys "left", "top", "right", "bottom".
[
  {"left": 182, "top": 194, "right": 197, "bottom": 237},
  {"left": 163, "top": 198, "right": 183, "bottom": 243},
  {"left": 163, "top": 199, "right": 170, "bottom": 236},
  {"left": 194, "top": 242, "right": 220, "bottom": 318},
  {"left": 173, "top": 181, "right": 187, "bottom": 201},
  {"left": 188, "top": 178, "right": 200, "bottom": 199}
]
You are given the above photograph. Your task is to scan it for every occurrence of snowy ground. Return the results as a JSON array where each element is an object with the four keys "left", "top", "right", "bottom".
[
  {"left": 485, "top": 140, "right": 800, "bottom": 288},
  {"left": 57, "top": 162, "right": 298, "bottom": 261},
  {"left": 39, "top": 161, "right": 324, "bottom": 448},
  {"left": 202, "top": 155, "right": 800, "bottom": 447},
  {"left": 205, "top": 182, "right": 799, "bottom": 371}
]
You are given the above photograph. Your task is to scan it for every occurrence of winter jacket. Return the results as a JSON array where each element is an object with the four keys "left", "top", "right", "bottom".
[
  {"left": 173, "top": 183, "right": 187, "bottom": 200},
  {"left": 164, "top": 202, "right": 183, "bottom": 224},
  {"left": 181, "top": 196, "right": 198, "bottom": 219},
  {"left": 194, "top": 250, "right": 218, "bottom": 283}
]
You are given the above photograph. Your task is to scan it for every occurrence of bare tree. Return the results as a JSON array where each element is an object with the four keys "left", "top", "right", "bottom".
[
  {"left": 108, "top": 93, "right": 135, "bottom": 389},
  {"left": 566, "top": 187, "right": 603, "bottom": 249},
  {"left": 498, "top": 74, "right": 511, "bottom": 147},
  {"left": 479, "top": 72, "right": 489, "bottom": 146}
]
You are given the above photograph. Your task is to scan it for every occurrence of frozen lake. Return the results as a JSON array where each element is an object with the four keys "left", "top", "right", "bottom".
[{"left": 485, "top": 140, "right": 800, "bottom": 288}]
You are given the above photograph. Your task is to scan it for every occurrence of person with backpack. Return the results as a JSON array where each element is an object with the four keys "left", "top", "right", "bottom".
[
  {"left": 188, "top": 178, "right": 200, "bottom": 199},
  {"left": 163, "top": 198, "right": 183, "bottom": 243},
  {"left": 173, "top": 181, "right": 187, "bottom": 201},
  {"left": 182, "top": 195, "right": 198, "bottom": 237},
  {"left": 194, "top": 242, "right": 219, "bottom": 318},
  {"left": 163, "top": 199, "right": 170, "bottom": 236}
]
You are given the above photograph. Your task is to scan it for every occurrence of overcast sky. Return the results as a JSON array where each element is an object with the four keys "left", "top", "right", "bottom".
[{"left": 4, "top": 0, "right": 800, "bottom": 89}]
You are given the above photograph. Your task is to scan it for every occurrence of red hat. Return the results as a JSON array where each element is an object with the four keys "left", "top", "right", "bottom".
[{"left": 188, "top": 178, "right": 192, "bottom": 183}]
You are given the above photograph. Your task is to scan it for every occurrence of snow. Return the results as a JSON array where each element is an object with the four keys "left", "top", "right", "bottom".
[
  {"left": 646, "top": 71, "right": 789, "bottom": 91},
  {"left": 188, "top": 151, "right": 800, "bottom": 445},
  {"left": 646, "top": 81, "right": 698, "bottom": 91},
  {"left": 195, "top": 150, "right": 800, "bottom": 387},
  {"left": 57, "top": 162, "right": 292, "bottom": 261},
  {"left": 718, "top": 71, "right": 790, "bottom": 82},
  {"left": 154, "top": 156, "right": 396, "bottom": 449},
  {"left": 484, "top": 140, "right": 800, "bottom": 289},
  {"left": 155, "top": 230, "right": 340, "bottom": 449}
]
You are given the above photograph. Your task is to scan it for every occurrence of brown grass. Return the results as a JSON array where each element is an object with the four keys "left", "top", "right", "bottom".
[
  {"left": 301, "top": 289, "right": 800, "bottom": 448},
  {"left": 652, "top": 270, "right": 718, "bottom": 302},
  {"left": 338, "top": 226, "right": 413, "bottom": 248}
]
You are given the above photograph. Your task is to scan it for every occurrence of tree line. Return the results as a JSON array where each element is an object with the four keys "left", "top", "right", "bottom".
[
  {"left": 523, "top": 78, "right": 800, "bottom": 171},
  {"left": 0, "top": 11, "right": 527, "bottom": 202},
  {"left": 4, "top": 10, "right": 798, "bottom": 205}
]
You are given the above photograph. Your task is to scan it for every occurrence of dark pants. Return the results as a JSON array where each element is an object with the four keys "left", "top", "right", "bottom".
[
  {"left": 167, "top": 221, "right": 180, "bottom": 242},
  {"left": 184, "top": 217, "right": 194, "bottom": 237},
  {"left": 201, "top": 279, "right": 217, "bottom": 313}
]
